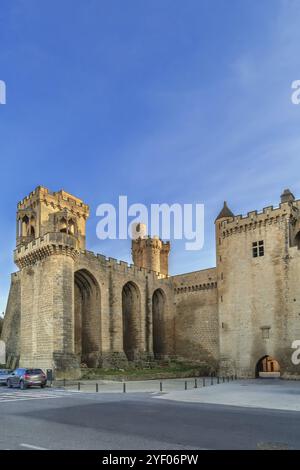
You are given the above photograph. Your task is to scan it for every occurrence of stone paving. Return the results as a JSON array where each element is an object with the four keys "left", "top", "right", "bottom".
[{"left": 157, "top": 378, "right": 300, "bottom": 411}]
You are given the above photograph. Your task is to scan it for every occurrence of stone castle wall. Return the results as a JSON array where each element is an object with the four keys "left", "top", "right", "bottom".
[
  {"left": 1, "top": 273, "right": 21, "bottom": 361},
  {"left": 217, "top": 200, "right": 300, "bottom": 378},
  {"left": 3, "top": 186, "right": 300, "bottom": 379},
  {"left": 172, "top": 268, "right": 219, "bottom": 371}
]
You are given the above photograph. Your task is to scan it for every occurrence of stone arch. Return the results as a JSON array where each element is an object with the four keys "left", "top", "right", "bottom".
[
  {"left": 74, "top": 269, "right": 101, "bottom": 367},
  {"left": 295, "top": 231, "right": 300, "bottom": 249},
  {"left": 21, "top": 215, "right": 29, "bottom": 237},
  {"left": 68, "top": 218, "right": 76, "bottom": 235},
  {"left": 59, "top": 217, "right": 68, "bottom": 233},
  {"left": 122, "top": 281, "right": 141, "bottom": 361},
  {"left": 152, "top": 288, "right": 166, "bottom": 358},
  {"left": 30, "top": 216, "right": 36, "bottom": 237},
  {"left": 255, "top": 355, "right": 280, "bottom": 378}
]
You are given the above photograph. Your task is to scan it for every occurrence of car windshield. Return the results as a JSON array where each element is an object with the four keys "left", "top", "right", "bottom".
[{"left": 25, "top": 369, "right": 43, "bottom": 374}]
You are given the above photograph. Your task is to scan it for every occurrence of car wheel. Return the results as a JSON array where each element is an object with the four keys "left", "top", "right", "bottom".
[
  {"left": 7, "top": 379, "right": 12, "bottom": 388},
  {"left": 20, "top": 380, "right": 26, "bottom": 390},
  {"left": 41, "top": 384, "right": 46, "bottom": 388}
]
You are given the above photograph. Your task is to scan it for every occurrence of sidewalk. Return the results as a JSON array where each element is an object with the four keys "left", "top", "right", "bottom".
[
  {"left": 56, "top": 376, "right": 219, "bottom": 394},
  {"left": 157, "top": 379, "right": 300, "bottom": 412}
]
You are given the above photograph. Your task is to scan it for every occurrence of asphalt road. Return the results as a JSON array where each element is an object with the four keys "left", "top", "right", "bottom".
[{"left": 0, "top": 387, "right": 300, "bottom": 450}]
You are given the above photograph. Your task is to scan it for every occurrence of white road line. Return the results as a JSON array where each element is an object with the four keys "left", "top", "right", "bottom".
[
  {"left": 0, "top": 391, "right": 73, "bottom": 403},
  {"left": 20, "top": 443, "right": 47, "bottom": 450}
]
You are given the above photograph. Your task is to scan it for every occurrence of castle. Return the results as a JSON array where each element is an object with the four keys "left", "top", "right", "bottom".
[{"left": 1, "top": 186, "right": 300, "bottom": 379}]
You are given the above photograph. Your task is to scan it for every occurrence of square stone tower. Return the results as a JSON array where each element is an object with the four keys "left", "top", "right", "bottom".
[
  {"left": 14, "top": 187, "right": 89, "bottom": 378},
  {"left": 215, "top": 191, "right": 300, "bottom": 378}
]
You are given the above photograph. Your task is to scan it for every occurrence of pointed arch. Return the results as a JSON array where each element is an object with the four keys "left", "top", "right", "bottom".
[
  {"left": 74, "top": 269, "right": 101, "bottom": 367},
  {"left": 152, "top": 288, "right": 166, "bottom": 358},
  {"left": 122, "top": 281, "right": 141, "bottom": 361}
]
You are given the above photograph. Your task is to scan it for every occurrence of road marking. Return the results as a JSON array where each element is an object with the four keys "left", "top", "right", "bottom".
[
  {"left": 20, "top": 443, "right": 47, "bottom": 450},
  {"left": 0, "top": 390, "right": 74, "bottom": 403}
]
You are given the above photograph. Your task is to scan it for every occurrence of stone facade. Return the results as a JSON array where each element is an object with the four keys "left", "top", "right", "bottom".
[{"left": 2, "top": 186, "right": 300, "bottom": 379}]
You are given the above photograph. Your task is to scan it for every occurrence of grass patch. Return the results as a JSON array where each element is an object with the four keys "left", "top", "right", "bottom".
[{"left": 80, "top": 360, "right": 214, "bottom": 381}]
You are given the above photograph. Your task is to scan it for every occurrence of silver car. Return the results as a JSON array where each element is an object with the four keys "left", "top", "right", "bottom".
[
  {"left": 0, "top": 369, "right": 12, "bottom": 385},
  {"left": 7, "top": 368, "right": 47, "bottom": 389}
]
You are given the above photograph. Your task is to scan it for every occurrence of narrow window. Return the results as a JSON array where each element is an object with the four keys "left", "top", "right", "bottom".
[
  {"left": 261, "top": 327, "right": 270, "bottom": 339},
  {"left": 252, "top": 242, "right": 258, "bottom": 258},
  {"left": 253, "top": 240, "right": 264, "bottom": 258},
  {"left": 259, "top": 240, "right": 264, "bottom": 257}
]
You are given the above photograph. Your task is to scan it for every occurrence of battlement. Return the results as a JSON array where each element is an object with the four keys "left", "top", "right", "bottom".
[
  {"left": 17, "top": 186, "right": 89, "bottom": 215},
  {"left": 14, "top": 232, "right": 79, "bottom": 268},
  {"left": 81, "top": 250, "right": 169, "bottom": 280},
  {"left": 174, "top": 281, "right": 217, "bottom": 294},
  {"left": 220, "top": 199, "right": 300, "bottom": 238},
  {"left": 172, "top": 267, "right": 217, "bottom": 294},
  {"left": 133, "top": 237, "right": 170, "bottom": 248}
]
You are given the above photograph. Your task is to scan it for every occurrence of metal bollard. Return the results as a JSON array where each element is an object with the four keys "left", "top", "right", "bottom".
[
  {"left": 123, "top": 382, "right": 126, "bottom": 393},
  {"left": 211, "top": 376, "right": 213, "bottom": 385},
  {"left": 194, "top": 378, "right": 198, "bottom": 389},
  {"left": 223, "top": 376, "right": 225, "bottom": 383},
  {"left": 217, "top": 376, "right": 220, "bottom": 384},
  {"left": 96, "top": 383, "right": 99, "bottom": 393},
  {"left": 63, "top": 378, "right": 66, "bottom": 387},
  {"left": 235, "top": 374, "right": 237, "bottom": 380},
  {"left": 203, "top": 377, "right": 205, "bottom": 387},
  {"left": 227, "top": 376, "right": 230, "bottom": 383},
  {"left": 78, "top": 382, "right": 81, "bottom": 391},
  {"left": 160, "top": 381, "right": 163, "bottom": 392},
  {"left": 185, "top": 381, "right": 187, "bottom": 390},
  {"left": 231, "top": 375, "right": 234, "bottom": 381}
]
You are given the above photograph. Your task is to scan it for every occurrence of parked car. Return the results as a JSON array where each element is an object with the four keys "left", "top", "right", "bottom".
[
  {"left": 0, "top": 369, "right": 13, "bottom": 385},
  {"left": 7, "top": 368, "right": 47, "bottom": 389}
]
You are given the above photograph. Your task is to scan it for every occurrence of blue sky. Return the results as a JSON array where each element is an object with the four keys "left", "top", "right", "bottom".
[{"left": 0, "top": 0, "right": 300, "bottom": 312}]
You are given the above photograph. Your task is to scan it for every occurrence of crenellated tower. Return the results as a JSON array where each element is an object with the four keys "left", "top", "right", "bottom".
[
  {"left": 14, "top": 187, "right": 89, "bottom": 377},
  {"left": 131, "top": 223, "right": 170, "bottom": 276}
]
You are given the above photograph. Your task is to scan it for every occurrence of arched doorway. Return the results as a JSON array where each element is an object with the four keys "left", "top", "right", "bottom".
[
  {"left": 122, "top": 282, "right": 141, "bottom": 361},
  {"left": 74, "top": 269, "right": 101, "bottom": 367},
  {"left": 295, "top": 231, "right": 300, "bottom": 249},
  {"left": 152, "top": 289, "right": 166, "bottom": 359},
  {"left": 255, "top": 355, "right": 280, "bottom": 378}
]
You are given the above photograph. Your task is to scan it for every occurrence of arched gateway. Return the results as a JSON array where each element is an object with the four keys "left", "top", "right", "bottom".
[
  {"left": 152, "top": 289, "right": 166, "bottom": 359},
  {"left": 122, "top": 281, "right": 141, "bottom": 361},
  {"left": 255, "top": 355, "right": 280, "bottom": 378},
  {"left": 74, "top": 269, "right": 101, "bottom": 367}
]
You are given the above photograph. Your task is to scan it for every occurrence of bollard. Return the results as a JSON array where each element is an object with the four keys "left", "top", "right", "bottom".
[
  {"left": 231, "top": 375, "right": 234, "bottom": 381},
  {"left": 211, "top": 376, "right": 213, "bottom": 386},
  {"left": 217, "top": 376, "right": 220, "bottom": 384},
  {"left": 223, "top": 376, "right": 225, "bottom": 383},
  {"left": 160, "top": 381, "right": 163, "bottom": 392},
  {"left": 96, "top": 383, "right": 99, "bottom": 393},
  {"left": 78, "top": 382, "right": 80, "bottom": 391},
  {"left": 203, "top": 377, "right": 205, "bottom": 387},
  {"left": 227, "top": 376, "right": 230, "bottom": 383},
  {"left": 185, "top": 381, "right": 187, "bottom": 390},
  {"left": 63, "top": 378, "right": 66, "bottom": 387},
  {"left": 235, "top": 374, "right": 237, "bottom": 380},
  {"left": 194, "top": 378, "right": 198, "bottom": 389},
  {"left": 123, "top": 382, "right": 126, "bottom": 393}
]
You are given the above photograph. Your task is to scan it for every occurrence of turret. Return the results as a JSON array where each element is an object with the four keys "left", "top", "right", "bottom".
[
  {"left": 131, "top": 223, "right": 170, "bottom": 276},
  {"left": 280, "top": 188, "right": 295, "bottom": 204},
  {"left": 16, "top": 186, "right": 89, "bottom": 250},
  {"left": 215, "top": 201, "right": 234, "bottom": 264}
]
